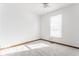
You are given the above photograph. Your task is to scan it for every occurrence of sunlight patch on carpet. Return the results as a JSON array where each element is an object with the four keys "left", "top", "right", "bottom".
[
  {"left": 0, "top": 45, "right": 29, "bottom": 55},
  {"left": 27, "top": 43, "right": 49, "bottom": 49}
]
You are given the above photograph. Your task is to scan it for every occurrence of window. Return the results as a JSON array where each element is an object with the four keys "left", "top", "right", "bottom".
[{"left": 50, "top": 14, "right": 62, "bottom": 38}]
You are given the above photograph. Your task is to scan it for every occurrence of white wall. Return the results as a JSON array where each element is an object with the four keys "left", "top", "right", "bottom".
[
  {"left": 0, "top": 4, "right": 40, "bottom": 48},
  {"left": 40, "top": 4, "right": 79, "bottom": 47},
  {"left": 40, "top": 14, "right": 50, "bottom": 40}
]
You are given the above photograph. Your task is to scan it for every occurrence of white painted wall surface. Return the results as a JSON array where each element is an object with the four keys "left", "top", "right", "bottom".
[
  {"left": 40, "top": 4, "right": 79, "bottom": 47},
  {"left": 0, "top": 4, "right": 40, "bottom": 48},
  {"left": 40, "top": 15, "right": 50, "bottom": 40}
]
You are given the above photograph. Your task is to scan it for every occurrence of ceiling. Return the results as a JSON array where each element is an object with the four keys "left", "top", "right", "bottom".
[
  {"left": 19, "top": 3, "right": 73, "bottom": 15},
  {"left": 1, "top": 3, "right": 73, "bottom": 15}
]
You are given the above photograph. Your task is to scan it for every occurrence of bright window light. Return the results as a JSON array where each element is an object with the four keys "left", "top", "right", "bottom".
[
  {"left": 50, "top": 14, "right": 62, "bottom": 38},
  {"left": 0, "top": 45, "right": 29, "bottom": 55},
  {"left": 27, "top": 43, "right": 49, "bottom": 49}
]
